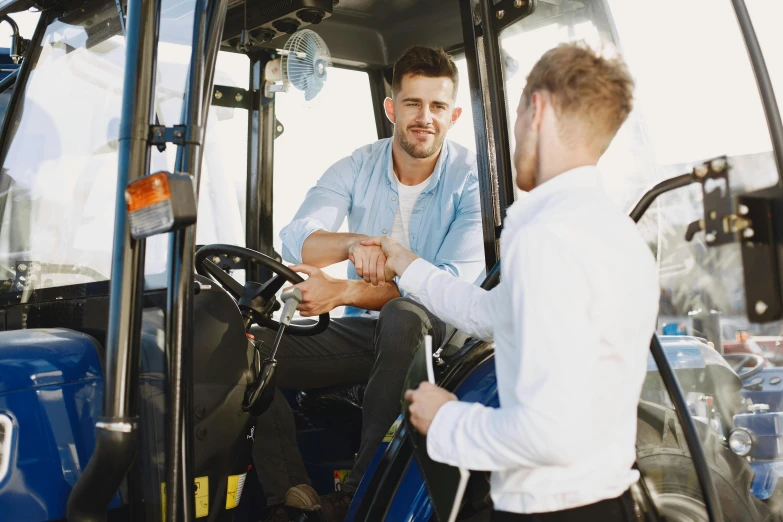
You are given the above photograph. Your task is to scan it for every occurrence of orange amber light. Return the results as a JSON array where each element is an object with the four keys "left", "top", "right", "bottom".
[{"left": 125, "top": 172, "right": 172, "bottom": 212}]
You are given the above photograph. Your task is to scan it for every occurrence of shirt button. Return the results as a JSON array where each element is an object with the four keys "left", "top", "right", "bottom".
[
  {"left": 382, "top": 229, "right": 387, "bottom": 234},
  {"left": 391, "top": 196, "right": 397, "bottom": 201}
]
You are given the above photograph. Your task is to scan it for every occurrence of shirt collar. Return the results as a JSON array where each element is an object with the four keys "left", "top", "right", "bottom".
[
  {"left": 386, "top": 138, "right": 448, "bottom": 194},
  {"left": 506, "top": 165, "right": 603, "bottom": 225}
]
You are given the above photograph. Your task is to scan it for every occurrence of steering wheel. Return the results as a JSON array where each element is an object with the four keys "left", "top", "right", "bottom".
[
  {"left": 723, "top": 353, "right": 766, "bottom": 381},
  {"left": 195, "top": 244, "right": 329, "bottom": 336}
]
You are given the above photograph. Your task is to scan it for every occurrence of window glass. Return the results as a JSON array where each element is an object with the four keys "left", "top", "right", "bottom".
[
  {"left": 273, "top": 67, "right": 377, "bottom": 316},
  {"left": 0, "top": 2, "right": 138, "bottom": 295},
  {"left": 449, "top": 56, "right": 477, "bottom": 153},
  {"left": 0, "top": 0, "right": 253, "bottom": 295}
]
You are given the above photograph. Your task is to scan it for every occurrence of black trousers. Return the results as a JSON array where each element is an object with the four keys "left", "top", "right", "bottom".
[
  {"left": 250, "top": 297, "right": 446, "bottom": 504},
  {"left": 492, "top": 490, "right": 636, "bottom": 522}
]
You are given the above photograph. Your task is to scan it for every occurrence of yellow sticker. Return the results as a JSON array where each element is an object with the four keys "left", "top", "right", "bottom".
[
  {"left": 333, "top": 469, "right": 351, "bottom": 491},
  {"left": 382, "top": 418, "right": 402, "bottom": 442},
  {"left": 161, "top": 483, "right": 166, "bottom": 522},
  {"left": 194, "top": 476, "right": 209, "bottom": 518},
  {"left": 160, "top": 477, "right": 209, "bottom": 521},
  {"left": 226, "top": 473, "right": 247, "bottom": 509}
]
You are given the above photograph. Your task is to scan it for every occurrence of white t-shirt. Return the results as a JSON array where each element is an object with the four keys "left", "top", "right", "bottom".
[{"left": 391, "top": 175, "right": 430, "bottom": 249}]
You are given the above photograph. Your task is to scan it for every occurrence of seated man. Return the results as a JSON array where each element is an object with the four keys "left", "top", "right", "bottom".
[{"left": 251, "top": 46, "right": 485, "bottom": 521}]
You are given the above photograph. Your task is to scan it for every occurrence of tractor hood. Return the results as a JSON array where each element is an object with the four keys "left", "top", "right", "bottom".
[{"left": 0, "top": 329, "right": 102, "bottom": 393}]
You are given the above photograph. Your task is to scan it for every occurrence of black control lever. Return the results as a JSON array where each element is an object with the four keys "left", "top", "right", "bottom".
[{"left": 243, "top": 288, "right": 302, "bottom": 416}]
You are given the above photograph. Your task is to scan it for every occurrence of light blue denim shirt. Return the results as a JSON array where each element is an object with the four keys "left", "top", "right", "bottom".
[{"left": 280, "top": 138, "right": 485, "bottom": 317}]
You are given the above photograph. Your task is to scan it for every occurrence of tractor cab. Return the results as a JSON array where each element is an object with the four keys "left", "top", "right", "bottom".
[{"left": 0, "top": 0, "right": 783, "bottom": 521}]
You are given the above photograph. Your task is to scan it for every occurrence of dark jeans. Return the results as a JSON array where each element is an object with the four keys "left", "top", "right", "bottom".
[
  {"left": 251, "top": 297, "right": 446, "bottom": 505},
  {"left": 491, "top": 490, "right": 636, "bottom": 522}
]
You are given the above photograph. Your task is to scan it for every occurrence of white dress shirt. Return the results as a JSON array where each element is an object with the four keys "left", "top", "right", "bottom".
[{"left": 399, "top": 166, "right": 660, "bottom": 514}]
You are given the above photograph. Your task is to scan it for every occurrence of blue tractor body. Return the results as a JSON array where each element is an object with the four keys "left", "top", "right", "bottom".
[
  {"left": 737, "top": 368, "right": 783, "bottom": 500},
  {"left": 345, "top": 355, "right": 499, "bottom": 522},
  {"left": 0, "top": 329, "right": 120, "bottom": 521}
]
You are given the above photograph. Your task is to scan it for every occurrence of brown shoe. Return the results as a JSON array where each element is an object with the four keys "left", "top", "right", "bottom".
[
  {"left": 285, "top": 484, "right": 321, "bottom": 510},
  {"left": 285, "top": 485, "right": 352, "bottom": 522}
]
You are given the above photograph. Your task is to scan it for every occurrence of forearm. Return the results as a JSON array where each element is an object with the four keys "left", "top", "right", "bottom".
[
  {"left": 427, "top": 401, "right": 585, "bottom": 471},
  {"left": 400, "top": 260, "right": 494, "bottom": 340},
  {"left": 339, "top": 279, "right": 401, "bottom": 311},
  {"left": 301, "top": 231, "right": 368, "bottom": 268}
]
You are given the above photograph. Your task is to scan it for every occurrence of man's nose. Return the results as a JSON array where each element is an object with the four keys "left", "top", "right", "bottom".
[{"left": 416, "top": 105, "right": 433, "bottom": 125}]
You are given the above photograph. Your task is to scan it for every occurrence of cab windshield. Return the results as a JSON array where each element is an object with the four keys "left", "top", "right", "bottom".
[{"left": 0, "top": 0, "right": 248, "bottom": 296}]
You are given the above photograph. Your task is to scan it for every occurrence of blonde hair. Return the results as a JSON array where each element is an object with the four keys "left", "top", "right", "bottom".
[{"left": 523, "top": 42, "right": 634, "bottom": 154}]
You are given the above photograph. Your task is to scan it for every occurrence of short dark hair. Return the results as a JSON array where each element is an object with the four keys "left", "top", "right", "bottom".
[{"left": 391, "top": 46, "right": 459, "bottom": 99}]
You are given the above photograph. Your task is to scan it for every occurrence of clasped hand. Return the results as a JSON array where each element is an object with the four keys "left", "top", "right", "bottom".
[{"left": 349, "top": 236, "right": 418, "bottom": 285}]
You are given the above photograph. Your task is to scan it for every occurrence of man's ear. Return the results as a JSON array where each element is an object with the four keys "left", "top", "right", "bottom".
[
  {"left": 449, "top": 106, "right": 463, "bottom": 127},
  {"left": 529, "top": 91, "right": 547, "bottom": 131},
  {"left": 384, "top": 97, "right": 395, "bottom": 124}
]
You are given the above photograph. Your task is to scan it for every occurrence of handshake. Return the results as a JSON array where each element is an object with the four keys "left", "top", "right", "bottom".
[{"left": 348, "top": 236, "right": 419, "bottom": 286}]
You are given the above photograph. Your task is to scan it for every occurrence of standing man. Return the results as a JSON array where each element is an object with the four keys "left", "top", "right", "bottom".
[
  {"left": 366, "top": 43, "right": 660, "bottom": 521},
  {"left": 251, "top": 46, "right": 485, "bottom": 522}
]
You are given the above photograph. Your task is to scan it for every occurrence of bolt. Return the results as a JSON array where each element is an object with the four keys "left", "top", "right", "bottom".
[
  {"left": 694, "top": 165, "right": 709, "bottom": 178},
  {"left": 711, "top": 158, "right": 727, "bottom": 172},
  {"left": 739, "top": 204, "right": 749, "bottom": 216},
  {"left": 196, "top": 427, "right": 207, "bottom": 440},
  {"left": 709, "top": 211, "right": 717, "bottom": 220},
  {"left": 496, "top": 9, "right": 505, "bottom": 19},
  {"left": 277, "top": 125, "right": 283, "bottom": 132},
  {"left": 18, "top": 263, "right": 27, "bottom": 271},
  {"left": 232, "top": 256, "right": 241, "bottom": 263},
  {"left": 756, "top": 301, "right": 769, "bottom": 315},
  {"left": 744, "top": 228, "right": 755, "bottom": 239},
  {"left": 705, "top": 231, "right": 717, "bottom": 243},
  {"left": 514, "top": 0, "right": 524, "bottom": 6},
  {"left": 153, "top": 128, "right": 163, "bottom": 137},
  {"left": 235, "top": 93, "right": 243, "bottom": 102},
  {"left": 195, "top": 405, "right": 206, "bottom": 419},
  {"left": 215, "top": 91, "right": 223, "bottom": 99},
  {"left": 212, "top": 256, "right": 221, "bottom": 264},
  {"left": 173, "top": 129, "right": 183, "bottom": 138},
  {"left": 153, "top": 177, "right": 161, "bottom": 187}
]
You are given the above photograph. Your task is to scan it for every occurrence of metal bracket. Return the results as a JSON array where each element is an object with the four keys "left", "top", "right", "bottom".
[
  {"left": 737, "top": 185, "right": 783, "bottom": 323},
  {"left": 212, "top": 85, "right": 253, "bottom": 110},
  {"left": 12, "top": 261, "right": 34, "bottom": 292},
  {"left": 697, "top": 157, "right": 736, "bottom": 246},
  {"left": 491, "top": 0, "right": 535, "bottom": 32},
  {"left": 149, "top": 125, "right": 187, "bottom": 152}
]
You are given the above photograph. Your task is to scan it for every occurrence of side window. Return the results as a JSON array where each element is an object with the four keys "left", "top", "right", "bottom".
[
  {"left": 196, "top": 51, "right": 250, "bottom": 248},
  {"left": 449, "top": 56, "right": 477, "bottom": 153},
  {"left": 273, "top": 67, "right": 377, "bottom": 316}
]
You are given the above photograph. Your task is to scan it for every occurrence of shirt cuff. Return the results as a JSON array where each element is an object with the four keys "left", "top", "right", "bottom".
[
  {"left": 426, "top": 399, "right": 471, "bottom": 467},
  {"left": 399, "top": 258, "right": 439, "bottom": 298},
  {"left": 280, "top": 219, "right": 326, "bottom": 264}
]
